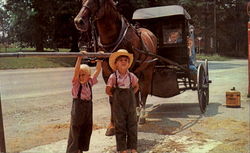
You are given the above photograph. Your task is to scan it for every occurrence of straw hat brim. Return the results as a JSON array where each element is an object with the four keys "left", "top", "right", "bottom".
[{"left": 109, "top": 51, "right": 134, "bottom": 71}]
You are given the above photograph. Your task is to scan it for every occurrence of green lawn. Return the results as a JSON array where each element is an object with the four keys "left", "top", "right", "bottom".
[
  {"left": 0, "top": 48, "right": 76, "bottom": 69},
  {"left": 196, "top": 53, "right": 231, "bottom": 61},
  {"left": 0, "top": 47, "right": 232, "bottom": 70}
]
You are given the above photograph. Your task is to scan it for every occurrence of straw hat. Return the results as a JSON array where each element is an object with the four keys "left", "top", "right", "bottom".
[{"left": 109, "top": 49, "right": 134, "bottom": 71}]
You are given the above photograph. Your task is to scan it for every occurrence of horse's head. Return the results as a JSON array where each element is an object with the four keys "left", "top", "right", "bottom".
[{"left": 74, "top": 0, "right": 116, "bottom": 31}]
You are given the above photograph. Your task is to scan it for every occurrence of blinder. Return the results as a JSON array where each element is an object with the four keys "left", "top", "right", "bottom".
[
  {"left": 82, "top": 0, "right": 101, "bottom": 20},
  {"left": 82, "top": 0, "right": 116, "bottom": 22}
]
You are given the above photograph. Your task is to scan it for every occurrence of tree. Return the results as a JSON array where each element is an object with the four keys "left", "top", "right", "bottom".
[
  {"left": 0, "top": 2, "right": 10, "bottom": 48},
  {"left": 4, "top": 0, "right": 81, "bottom": 52},
  {"left": 5, "top": 0, "right": 46, "bottom": 51},
  {"left": 53, "top": 0, "right": 81, "bottom": 52}
]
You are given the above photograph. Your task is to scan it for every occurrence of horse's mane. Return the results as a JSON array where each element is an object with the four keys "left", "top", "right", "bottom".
[{"left": 102, "top": 0, "right": 121, "bottom": 21}]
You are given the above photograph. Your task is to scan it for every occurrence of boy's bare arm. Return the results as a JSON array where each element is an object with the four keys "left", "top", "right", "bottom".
[
  {"left": 92, "top": 60, "right": 102, "bottom": 79},
  {"left": 92, "top": 51, "right": 104, "bottom": 78},
  {"left": 72, "top": 56, "right": 83, "bottom": 82},
  {"left": 133, "top": 82, "right": 139, "bottom": 93}
]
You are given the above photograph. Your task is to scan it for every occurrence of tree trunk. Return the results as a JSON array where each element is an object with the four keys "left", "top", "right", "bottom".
[
  {"left": 36, "top": 41, "right": 44, "bottom": 52},
  {"left": 70, "top": 29, "right": 80, "bottom": 52}
]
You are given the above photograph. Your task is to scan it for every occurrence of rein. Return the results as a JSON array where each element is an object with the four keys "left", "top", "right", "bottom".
[{"left": 86, "top": 0, "right": 155, "bottom": 65}]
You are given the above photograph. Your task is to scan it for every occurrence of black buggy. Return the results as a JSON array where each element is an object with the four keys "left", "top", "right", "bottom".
[{"left": 132, "top": 5, "right": 211, "bottom": 113}]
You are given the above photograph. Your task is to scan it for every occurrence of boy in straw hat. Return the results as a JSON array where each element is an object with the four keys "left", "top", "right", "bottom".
[
  {"left": 66, "top": 51, "right": 102, "bottom": 153},
  {"left": 106, "top": 49, "right": 139, "bottom": 153}
]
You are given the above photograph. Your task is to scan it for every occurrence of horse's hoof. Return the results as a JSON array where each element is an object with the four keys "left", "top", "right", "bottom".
[
  {"left": 105, "top": 127, "right": 115, "bottom": 136},
  {"left": 139, "top": 118, "right": 146, "bottom": 124}
]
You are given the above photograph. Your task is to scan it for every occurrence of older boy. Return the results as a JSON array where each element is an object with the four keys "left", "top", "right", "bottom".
[{"left": 106, "top": 49, "right": 139, "bottom": 153}]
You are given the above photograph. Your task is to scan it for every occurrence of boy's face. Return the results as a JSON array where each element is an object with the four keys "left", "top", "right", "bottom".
[
  {"left": 115, "top": 56, "right": 130, "bottom": 71},
  {"left": 79, "top": 70, "right": 90, "bottom": 84},
  {"left": 170, "top": 32, "right": 178, "bottom": 42}
]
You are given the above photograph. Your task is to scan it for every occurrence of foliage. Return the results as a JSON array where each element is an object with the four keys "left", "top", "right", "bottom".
[
  {"left": 0, "top": 0, "right": 248, "bottom": 57},
  {"left": 0, "top": 1, "right": 10, "bottom": 45},
  {"left": 135, "top": 0, "right": 248, "bottom": 57},
  {"left": 3, "top": 0, "right": 81, "bottom": 52}
]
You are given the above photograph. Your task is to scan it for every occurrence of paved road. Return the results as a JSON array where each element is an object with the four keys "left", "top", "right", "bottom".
[
  {"left": 0, "top": 59, "right": 249, "bottom": 153},
  {"left": 0, "top": 68, "right": 72, "bottom": 100},
  {"left": 0, "top": 59, "right": 247, "bottom": 103},
  {"left": 0, "top": 67, "right": 107, "bottom": 100}
]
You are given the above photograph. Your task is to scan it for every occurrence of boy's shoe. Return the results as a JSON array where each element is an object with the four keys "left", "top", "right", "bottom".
[{"left": 105, "top": 123, "right": 115, "bottom": 136}]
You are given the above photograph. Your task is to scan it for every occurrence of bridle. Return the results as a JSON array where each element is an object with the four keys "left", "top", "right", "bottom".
[
  {"left": 81, "top": 0, "right": 129, "bottom": 53},
  {"left": 82, "top": 0, "right": 118, "bottom": 22},
  {"left": 81, "top": 0, "right": 102, "bottom": 21}
]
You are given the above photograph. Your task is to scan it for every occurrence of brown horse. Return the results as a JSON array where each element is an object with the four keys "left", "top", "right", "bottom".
[{"left": 74, "top": 0, "right": 157, "bottom": 134}]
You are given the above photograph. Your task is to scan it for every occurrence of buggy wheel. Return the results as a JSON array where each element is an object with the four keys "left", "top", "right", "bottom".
[
  {"left": 197, "top": 64, "right": 208, "bottom": 113},
  {"left": 204, "top": 59, "right": 209, "bottom": 105}
]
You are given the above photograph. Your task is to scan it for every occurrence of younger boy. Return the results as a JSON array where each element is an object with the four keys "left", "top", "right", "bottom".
[
  {"left": 106, "top": 49, "right": 139, "bottom": 153},
  {"left": 66, "top": 51, "right": 102, "bottom": 153}
]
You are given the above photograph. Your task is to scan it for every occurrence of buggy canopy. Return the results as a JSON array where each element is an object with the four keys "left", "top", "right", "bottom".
[{"left": 132, "top": 5, "right": 191, "bottom": 20}]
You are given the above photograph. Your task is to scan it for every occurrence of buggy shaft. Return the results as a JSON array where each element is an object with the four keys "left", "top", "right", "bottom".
[{"left": 0, "top": 52, "right": 111, "bottom": 58}]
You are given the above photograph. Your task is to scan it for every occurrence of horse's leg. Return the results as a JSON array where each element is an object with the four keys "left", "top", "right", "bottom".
[
  {"left": 137, "top": 78, "right": 148, "bottom": 124},
  {"left": 135, "top": 91, "right": 142, "bottom": 123},
  {"left": 138, "top": 64, "right": 154, "bottom": 124},
  {"left": 101, "top": 60, "right": 116, "bottom": 136},
  {"left": 139, "top": 92, "right": 148, "bottom": 124},
  {"left": 105, "top": 96, "right": 115, "bottom": 136}
]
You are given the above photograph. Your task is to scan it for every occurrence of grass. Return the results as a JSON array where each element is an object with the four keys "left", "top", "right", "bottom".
[
  {"left": 0, "top": 47, "right": 232, "bottom": 70},
  {"left": 0, "top": 47, "right": 76, "bottom": 70},
  {"left": 0, "top": 57, "right": 76, "bottom": 69},
  {"left": 196, "top": 53, "right": 231, "bottom": 61},
  {"left": 0, "top": 47, "right": 69, "bottom": 53}
]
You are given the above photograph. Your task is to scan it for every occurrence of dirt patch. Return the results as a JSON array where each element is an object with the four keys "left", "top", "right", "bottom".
[
  {"left": 189, "top": 117, "right": 250, "bottom": 153},
  {"left": 139, "top": 123, "right": 173, "bottom": 135},
  {"left": 6, "top": 123, "right": 104, "bottom": 153}
]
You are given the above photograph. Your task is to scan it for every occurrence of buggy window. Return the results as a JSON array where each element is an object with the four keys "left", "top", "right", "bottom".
[{"left": 163, "top": 27, "right": 182, "bottom": 45}]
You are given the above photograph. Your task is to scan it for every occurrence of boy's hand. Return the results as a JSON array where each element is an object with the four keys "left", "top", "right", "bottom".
[
  {"left": 96, "top": 59, "right": 103, "bottom": 63},
  {"left": 98, "top": 51, "right": 105, "bottom": 54},
  {"left": 95, "top": 51, "right": 104, "bottom": 63},
  {"left": 106, "top": 86, "right": 113, "bottom": 97},
  {"left": 80, "top": 50, "right": 88, "bottom": 54},
  {"left": 78, "top": 50, "right": 87, "bottom": 59}
]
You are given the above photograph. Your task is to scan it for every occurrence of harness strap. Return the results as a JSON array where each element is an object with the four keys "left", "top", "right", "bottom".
[{"left": 98, "top": 17, "right": 129, "bottom": 53}]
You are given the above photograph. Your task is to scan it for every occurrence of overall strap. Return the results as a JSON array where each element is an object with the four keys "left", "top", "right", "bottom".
[
  {"left": 114, "top": 72, "right": 118, "bottom": 87},
  {"left": 87, "top": 82, "right": 93, "bottom": 100},
  {"left": 77, "top": 84, "right": 82, "bottom": 99},
  {"left": 128, "top": 72, "right": 132, "bottom": 88}
]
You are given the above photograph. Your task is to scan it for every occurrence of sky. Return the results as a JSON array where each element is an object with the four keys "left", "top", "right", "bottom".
[{"left": 0, "top": 0, "right": 6, "bottom": 10}]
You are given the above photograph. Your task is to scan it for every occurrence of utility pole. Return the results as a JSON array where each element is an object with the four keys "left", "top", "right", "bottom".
[
  {"left": 247, "top": 2, "right": 250, "bottom": 97},
  {"left": 214, "top": 0, "right": 217, "bottom": 54},
  {"left": 0, "top": 94, "right": 6, "bottom": 153},
  {"left": 204, "top": 0, "right": 209, "bottom": 54},
  {"left": 235, "top": 1, "right": 240, "bottom": 55}
]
